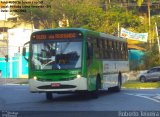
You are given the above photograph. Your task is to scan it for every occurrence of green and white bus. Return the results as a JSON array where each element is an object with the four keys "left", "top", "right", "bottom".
[{"left": 23, "top": 28, "right": 129, "bottom": 100}]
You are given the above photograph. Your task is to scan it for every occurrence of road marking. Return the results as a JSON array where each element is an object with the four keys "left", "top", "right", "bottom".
[
  {"left": 125, "top": 93, "right": 160, "bottom": 103},
  {"left": 2, "top": 83, "right": 28, "bottom": 86},
  {"left": 154, "top": 95, "right": 160, "bottom": 100}
]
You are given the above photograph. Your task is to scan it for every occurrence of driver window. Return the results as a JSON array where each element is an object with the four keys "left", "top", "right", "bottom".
[
  {"left": 157, "top": 68, "right": 160, "bottom": 72},
  {"left": 87, "top": 41, "right": 93, "bottom": 67},
  {"left": 148, "top": 68, "right": 156, "bottom": 73}
]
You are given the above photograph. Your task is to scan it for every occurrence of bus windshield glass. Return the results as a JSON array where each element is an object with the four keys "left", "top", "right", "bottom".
[{"left": 31, "top": 40, "right": 82, "bottom": 70}]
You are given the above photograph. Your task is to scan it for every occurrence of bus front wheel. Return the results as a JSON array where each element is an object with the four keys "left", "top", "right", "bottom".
[
  {"left": 46, "top": 92, "right": 53, "bottom": 100},
  {"left": 91, "top": 75, "right": 101, "bottom": 98}
]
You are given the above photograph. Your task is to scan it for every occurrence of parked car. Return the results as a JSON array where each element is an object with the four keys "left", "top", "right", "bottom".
[{"left": 138, "top": 66, "right": 160, "bottom": 82}]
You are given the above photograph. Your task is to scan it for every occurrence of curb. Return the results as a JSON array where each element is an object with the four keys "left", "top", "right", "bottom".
[
  {"left": 122, "top": 87, "right": 158, "bottom": 90},
  {"left": 2, "top": 83, "right": 28, "bottom": 86},
  {"left": 0, "top": 78, "right": 28, "bottom": 85}
]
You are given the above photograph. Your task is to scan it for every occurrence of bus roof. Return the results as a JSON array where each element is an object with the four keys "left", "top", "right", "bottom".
[
  {"left": 32, "top": 28, "right": 126, "bottom": 42},
  {"left": 32, "top": 28, "right": 87, "bottom": 34}
]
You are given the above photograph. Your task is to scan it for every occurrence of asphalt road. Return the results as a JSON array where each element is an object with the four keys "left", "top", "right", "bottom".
[{"left": 0, "top": 85, "right": 160, "bottom": 117}]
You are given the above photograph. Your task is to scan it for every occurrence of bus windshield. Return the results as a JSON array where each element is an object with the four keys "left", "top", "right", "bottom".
[{"left": 31, "top": 41, "right": 82, "bottom": 70}]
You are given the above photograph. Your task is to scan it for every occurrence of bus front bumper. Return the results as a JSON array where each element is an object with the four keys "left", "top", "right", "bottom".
[{"left": 29, "top": 77, "right": 87, "bottom": 93}]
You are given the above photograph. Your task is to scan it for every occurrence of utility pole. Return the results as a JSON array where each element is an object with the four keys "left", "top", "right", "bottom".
[
  {"left": 155, "top": 22, "right": 160, "bottom": 54},
  {"left": 147, "top": 0, "right": 151, "bottom": 46},
  {"left": 147, "top": 0, "right": 151, "bottom": 28}
]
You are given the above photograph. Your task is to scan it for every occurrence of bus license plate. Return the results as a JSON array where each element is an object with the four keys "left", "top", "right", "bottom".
[{"left": 51, "top": 83, "right": 60, "bottom": 87}]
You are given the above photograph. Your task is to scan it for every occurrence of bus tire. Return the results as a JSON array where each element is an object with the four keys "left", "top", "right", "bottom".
[
  {"left": 116, "top": 73, "right": 122, "bottom": 92},
  {"left": 91, "top": 75, "right": 101, "bottom": 99},
  {"left": 46, "top": 92, "right": 53, "bottom": 100},
  {"left": 97, "top": 74, "right": 101, "bottom": 89},
  {"left": 109, "top": 73, "right": 122, "bottom": 92}
]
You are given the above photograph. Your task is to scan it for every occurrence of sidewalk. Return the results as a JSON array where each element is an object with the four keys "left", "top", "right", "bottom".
[{"left": 0, "top": 78, "right": 28, "bottom": 85}]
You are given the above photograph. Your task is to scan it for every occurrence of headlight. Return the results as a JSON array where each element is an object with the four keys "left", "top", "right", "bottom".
[
  {"left": 77, "top": 74, "right": 81, "bottom": 79},
  {"left": 33, "top": 76, "right": 37, "bottom": 80}
]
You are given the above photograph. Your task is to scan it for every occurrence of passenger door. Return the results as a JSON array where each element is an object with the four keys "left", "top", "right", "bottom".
[{"left": 147, "top": 68, "right": 160, "bottom": 81}]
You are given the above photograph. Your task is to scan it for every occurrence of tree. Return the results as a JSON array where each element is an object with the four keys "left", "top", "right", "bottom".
[
  {"left": 136, "top": 0, "right": 159, "bottom": 27},
  {"left": 137, "top": 0, "right": 144, "bottom": 6},
  {"left": 97, "top": 5, "right": 142, "bottom": 35},
  {"left": 141, "top": 43, "right": 160, "bottom": 69},
  {"left": 14, "top": 0, "right": 105, "bottom": 29},
  {"left": 14, "top": 0, "right": 151, "bottom": 35}
]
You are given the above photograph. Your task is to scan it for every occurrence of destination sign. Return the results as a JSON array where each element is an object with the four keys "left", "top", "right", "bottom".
[{"left": 32, "top": 32, "right": 80, "bottom": 40}]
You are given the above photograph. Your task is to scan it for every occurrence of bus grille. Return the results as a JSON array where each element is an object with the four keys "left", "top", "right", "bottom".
[{"left": 37, "top": 85, "right": 76, "bottom": 89}]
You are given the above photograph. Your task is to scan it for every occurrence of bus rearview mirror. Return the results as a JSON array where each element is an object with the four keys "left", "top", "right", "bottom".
[{"left": 22, "top": 47, "right": 26, "bottom": 56}]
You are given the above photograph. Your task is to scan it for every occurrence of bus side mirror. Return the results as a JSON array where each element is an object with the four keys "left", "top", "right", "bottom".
[
  {"left": 22, "top": 47, "right": 26, "bottom": 56},
  {"left": 5, "top": 55, "right": 8, "bottom": 62},
  {"left": 23, "top": 41, "right": 30, "bottom": 61}
]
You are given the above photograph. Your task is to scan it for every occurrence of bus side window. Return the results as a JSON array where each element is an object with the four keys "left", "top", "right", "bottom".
[
  {"left": 93, "top": 39, "right": 99, "bottom": 59},
  {"left": 119, "top": 42, "right": 123, "bottom": 59},
  {"left": 104, "top": 40, "right": 108, "bottom": 59},
  {"left": 114, "top": 41, "right": 117, "bottom": 59},
  {"left": 122, "top": 43, "right": 126, "bottom": 60},
  {"left": 106, "top": 40, "right": 110, "bottom": 59},
  {"left": 125, "top": 43, "right": 128, "bottom": 60},
  {"left": 116, "top": 41, "right": 120, "bottom": 59},
  {"left": 94, "top": 38, "right": 101, "bottom": 59},
  {"left": 111, "top": 41, "right": 114, "bottom": 59},
  {"left": 87, "top": 42, "right": 93, "bottom": 66},
  {"left": 100, "top": 39, "right": 104, "bottom": 59},
  {"left": 96, "top": 38, "right": 100, "bottom": 48}
]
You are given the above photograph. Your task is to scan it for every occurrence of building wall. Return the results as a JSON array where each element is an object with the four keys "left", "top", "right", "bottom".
[
  {"left": 128, "top": 49, "right": 144, "bottom": 70},
  {"left": 0, "top": 55, "right": 28, "bottom": 78}
]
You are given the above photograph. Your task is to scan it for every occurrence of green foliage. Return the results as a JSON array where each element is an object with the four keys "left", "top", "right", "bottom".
[
  {"left": 136, "top": 0, "right": 159, "bottom": 7},
  {"left": 136, "top": 0, "right": 144, "bottom": 7},
  {"left": 141, "top": 43, "right": 160, "bottom": 69},
  {"left": 16, "top": 0, "right": 106, "bottom": 29},
  {"left": 98, "top": 5, "right": 142, "bottom": 35},
  {"left": 122, "top": 80, "right": 160, "bottom": 89},
  {"left": 15, "top": 0, "right": 143, "bottom": 33}
]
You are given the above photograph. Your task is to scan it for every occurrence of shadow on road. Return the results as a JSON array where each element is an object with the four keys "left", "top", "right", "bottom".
[{"left": 42, "top": 90, "right": 121, "bottom": 103}]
